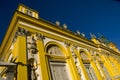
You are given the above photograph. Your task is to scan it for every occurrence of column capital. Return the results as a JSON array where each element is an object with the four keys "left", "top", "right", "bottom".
[
  {"left": 35, "top": 33, "right": 45, "bottom": 41},
  {"left": 13, "top": 27, "right": 28, "bottom": 43},
  {"left": 16, "top": 27, "right": 28, "bottom": 36}
]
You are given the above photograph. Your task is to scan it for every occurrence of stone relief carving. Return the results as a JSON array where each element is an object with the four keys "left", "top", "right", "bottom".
[
  {"left": 27, "top": 35, "right": 38, "bottom": 55},
  {"left": 70, "top": 45, "right": 83, "bottom": 80}
]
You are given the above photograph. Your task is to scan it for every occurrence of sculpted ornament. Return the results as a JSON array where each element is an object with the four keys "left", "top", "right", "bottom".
[
  {"left": 70, "top": 46, "right": 83, "bottom": 79},
  {"left": 27, "top": 34, "right": 38, "bottom": 55},
  {"left": 28, "top": 58, "right": 39, "bottom": 80}
]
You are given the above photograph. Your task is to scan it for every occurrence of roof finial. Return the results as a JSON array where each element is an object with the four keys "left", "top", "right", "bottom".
[
  {"left": 63, "top": 24, "right": 67, "bottom": 29},
  {"left": 81, "top": 32, "right": 85, "bottom": 37},
  {"left": 90, "top": 33, "right": 96, "bottom": 39},
  {"left": 55, "top": 21, "right": 60, "bottom": 26},
  {"left": 76, "top": 30, "right": 80, "bottom": 35}
]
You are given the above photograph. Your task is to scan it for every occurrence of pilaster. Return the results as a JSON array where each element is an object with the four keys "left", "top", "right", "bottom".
[
  {"left": 13, "top": 27, "right": 28, "bottom": 80},
  {"left": 88, "top": 51, "right": 103, "bottom": 80},
  {"left": 75, "top": 47, "right": 90, "bottom": 80},
  {"left": 35, "top": 33, "right": 49, "bottom": 80},
  {"left": 101, "top": 53, "right": 116, "bottom": 80},
  {"left": 64, "top": 42, "right": 80, "bottom": 80}
]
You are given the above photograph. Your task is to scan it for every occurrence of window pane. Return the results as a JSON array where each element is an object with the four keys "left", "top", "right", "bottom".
[
  {"left": 50, "top": 62, "right": 70, "bottom": 80},
  {"left": 84, "top": 64, "right": 97, "bottom": 80},
  {"left": 100, "top": 64, "right": 111, "bottom": 80}
]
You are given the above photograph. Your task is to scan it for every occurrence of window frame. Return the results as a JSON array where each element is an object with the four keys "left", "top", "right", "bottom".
[
  {"left": 80, "top": 50, "right": 97, "bottom": 80},
  {"left": 45, "top": 43, "right": 72, "bottom": 80}
]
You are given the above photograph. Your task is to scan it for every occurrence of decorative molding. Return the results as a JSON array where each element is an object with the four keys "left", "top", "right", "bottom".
[
  {"left": 19, "top": 21, "right": 97, "bottom": 49},
  {"left": 70, "top": 46, "right": 83, "bottom": 79}
]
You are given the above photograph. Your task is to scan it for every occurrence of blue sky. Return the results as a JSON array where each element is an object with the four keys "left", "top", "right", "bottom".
[{"left": 0, "top": 0, "right": 120, "bottom": 49}]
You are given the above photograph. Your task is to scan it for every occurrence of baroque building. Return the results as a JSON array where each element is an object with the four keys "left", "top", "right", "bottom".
[{"left": 0, "top": 4, "right": 120, "bottom": 80}]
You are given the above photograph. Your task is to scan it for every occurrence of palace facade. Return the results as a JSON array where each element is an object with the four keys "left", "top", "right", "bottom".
[{"left": 0, "top": 4, "right": 120, "bottom": 80}]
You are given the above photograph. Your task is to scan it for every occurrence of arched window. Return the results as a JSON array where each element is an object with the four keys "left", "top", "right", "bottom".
[
  {"left": 46, "top": 44, "right": 71, "bottom": 80},
  {"left": 80, "top": 51, "right": 97, "bottom": 80},
  {"left": 47, "top": 45, "right": 64, "bottom": 56}
]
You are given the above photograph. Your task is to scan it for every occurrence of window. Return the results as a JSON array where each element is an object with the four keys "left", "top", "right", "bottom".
[
  {"left": 50, "top": 62, "right": 70, "bottom": 80},
  {"left": 46, "top": 44, "right": 71, "bottom": 80},
  {"left": 84, "top": 64, "right": 97, "bottom": 80},
  {"left": 100, "top": 64, "right": 111, "bottom": 80},
  {"left": 80, "top": 51, "right": 97, "bottom": 80}
]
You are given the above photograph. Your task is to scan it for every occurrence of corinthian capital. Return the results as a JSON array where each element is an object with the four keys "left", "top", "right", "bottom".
[
  {"left": 34, "top": 33, "right": 45, "bottom": 41},
  {"left": 13, "top": 27, "right": 28, "bottom": 43},
  {"left": 16, "top": 27, "right": 28, "bottom": 36}
]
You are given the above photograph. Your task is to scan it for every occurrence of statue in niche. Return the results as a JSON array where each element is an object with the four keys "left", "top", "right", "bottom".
[{"left": 28, "top": 58, "right": 38, "bottom": 80}]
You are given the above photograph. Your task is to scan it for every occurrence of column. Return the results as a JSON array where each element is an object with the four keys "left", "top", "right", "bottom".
[
  {"left": 64, "top": 42, "right": 80, "bottom": 80},
  {"left": 94, "top": 60, "right": 106, "bottom": 79},
  {"left": 75, "top": 47, "right": 90, "bottom": 80},
  {"left": 108, "top": 55, "right": 120, "bottom": 80},
  {"left": 13, "top": 27, "right": 28, "bottom": 80},
  {"left": 36, "top": 33, "right": 49, "bottom": 80},
  {"left": 101, "top": 53, "right": 116, "bottom": 80},
  {"left": 87, "top": 50, "right": 103, "bottom": 80}
]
